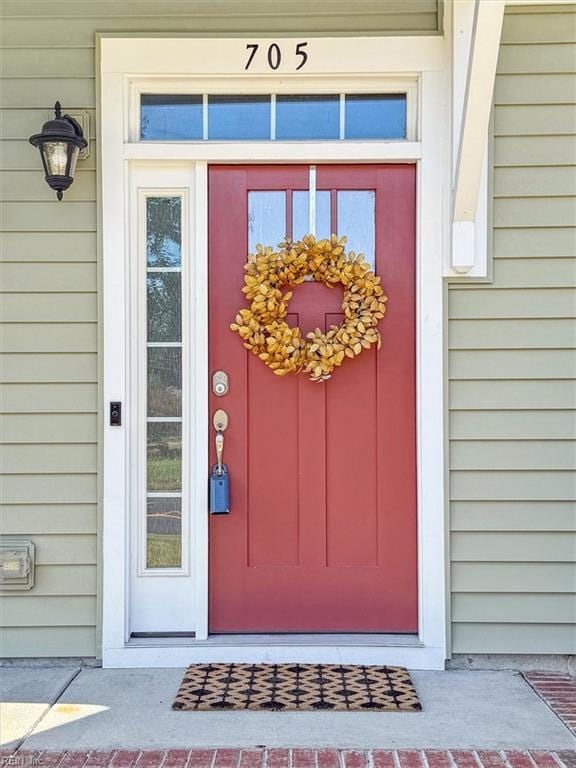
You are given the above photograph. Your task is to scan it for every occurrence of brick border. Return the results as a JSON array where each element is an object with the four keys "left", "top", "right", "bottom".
[
  {"left": 1, "top": 749, "right": 575, "bottom": 768},
  {"left": 524, "top": 673, "right": 576, "bottom": 735}
]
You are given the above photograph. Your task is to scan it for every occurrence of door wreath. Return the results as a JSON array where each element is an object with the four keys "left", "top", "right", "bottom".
[{"left": 230, "top": 234, "right": 388, "bottom": 382}]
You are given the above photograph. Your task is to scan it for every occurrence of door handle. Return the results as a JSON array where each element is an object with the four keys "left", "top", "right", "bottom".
[
  {"left": 213, "top": 409, "right": 229, "bottom": 476},
  {"left": 210, "top": 410, "right": 230, "bottom": 514},
  {"left": 215, "top": 432, "right": 224, "bottom": 475}
]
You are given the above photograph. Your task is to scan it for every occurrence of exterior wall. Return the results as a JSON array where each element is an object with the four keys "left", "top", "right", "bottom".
[
  {"left": 2, "top": 0, "right": 574, "bottom": 661},
  {"left": 449, "top": 5, "right": 576, "bottom": 655},
  {"left": 0, "top": 1, "right": 439, "bottom": 657}
]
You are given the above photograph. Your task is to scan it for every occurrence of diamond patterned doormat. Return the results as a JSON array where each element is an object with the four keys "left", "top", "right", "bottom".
[{"left": 172, "top": 663, "right": 421, "bottom": 711}]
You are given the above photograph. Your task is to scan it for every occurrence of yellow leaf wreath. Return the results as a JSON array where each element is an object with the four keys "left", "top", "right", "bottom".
[{"left": 230, "top": 234, "right": 388, "bottom": 382}]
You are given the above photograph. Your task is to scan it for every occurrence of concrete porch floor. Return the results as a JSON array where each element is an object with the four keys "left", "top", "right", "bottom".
[{"left": 1, "top": 667, "right": 575, "bottom": 752}]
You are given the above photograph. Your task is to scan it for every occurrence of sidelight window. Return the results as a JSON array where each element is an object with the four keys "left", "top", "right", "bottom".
[{"left": 145, "top": 196, "right": 183, "bottom": 569}]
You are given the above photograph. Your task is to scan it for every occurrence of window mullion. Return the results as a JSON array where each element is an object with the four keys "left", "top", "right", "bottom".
[{"left": 308, "top": 165, "right": 317, "bottom": 237}]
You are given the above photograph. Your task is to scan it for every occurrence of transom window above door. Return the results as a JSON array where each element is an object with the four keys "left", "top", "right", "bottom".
[{"left": 140, "top": 93, "right": 407, "bottom": 141}]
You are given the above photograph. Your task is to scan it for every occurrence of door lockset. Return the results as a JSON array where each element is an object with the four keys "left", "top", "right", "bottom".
[
  {"left": 210, "top": 409, "right": 230, "bottom": 514},
  {"left": 213, "top": 370, "right": 229, "bottom": 397},
  {"left": 213, "top": 410, "right": 229, "bottom": 474}
]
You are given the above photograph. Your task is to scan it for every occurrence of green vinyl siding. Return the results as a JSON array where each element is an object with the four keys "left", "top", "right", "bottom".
[
  {"left": 448, "top": 5, "right": 576, "bottom": 655},
  {"left": 451, "top": 624, "right": 576, "bottom": 654},
  {"left": 0, "top": 0, "right": 99, "bottom": 653},
  {"left": 0, "top": 1, "right": 440, "bottom": 46},
  {"left": 0, "top": 627, "right": 97, "bottom": 658},
  {"left": 0, "top": 11, "right": 99, "bottom": 653},
  {"left": 1, "top": 504, "right": 97, "bottom": 533},
  {"left": 0, "top": 1, "right": 439, "bottom": 659}
]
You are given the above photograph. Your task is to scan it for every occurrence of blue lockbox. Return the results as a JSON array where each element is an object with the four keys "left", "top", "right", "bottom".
[{"left": 209, "top": 463, "right": 230, "bottom": 514}]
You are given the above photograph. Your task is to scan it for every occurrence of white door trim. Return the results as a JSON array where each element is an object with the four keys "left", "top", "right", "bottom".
[{"left": 100, "top": 34, "right": 449, "bottom": 669}]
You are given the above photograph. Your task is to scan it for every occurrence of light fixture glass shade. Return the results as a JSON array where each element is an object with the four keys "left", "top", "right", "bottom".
[
  {"left": 68, "top": 145, "right": 80, "bottom": 178},
  {"left": 43, "top": 141, "right": 70, "bottom": 176}
]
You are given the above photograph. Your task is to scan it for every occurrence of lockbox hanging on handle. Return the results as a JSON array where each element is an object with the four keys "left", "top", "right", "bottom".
[{"left": 210, "top": 463, "right": 230, "bottom": 514}]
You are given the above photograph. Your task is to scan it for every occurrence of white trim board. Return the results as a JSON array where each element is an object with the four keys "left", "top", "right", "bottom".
[
  {"left": 100, "top": 34, "right": 449, "bottom": 670},
  {"left": 125, "top": 143, "right": 422, "bottom": 162},
  {"left": 129, "top": 634, "right": 422, "bottom": 647},
  {"left": 130, "top": 76, "right": 420, "bottom": 144},
  {"left": 449, "top": 0, "right": 502, "bottom": 278},
  {"left": 129, "top": 170, "right": 197, "bottom": 635},
  {"left": 105, "top": 645, "right": 445, "bottom": 670}
]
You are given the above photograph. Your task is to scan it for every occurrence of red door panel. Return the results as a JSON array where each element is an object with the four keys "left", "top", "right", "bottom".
[{"left": 209, "top": 165, "right": 417, "bottom": 632}]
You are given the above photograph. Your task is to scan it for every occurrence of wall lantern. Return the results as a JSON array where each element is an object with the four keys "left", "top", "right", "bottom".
[{"left": 29, "top": 101, "right": 87, "bottom": 200}]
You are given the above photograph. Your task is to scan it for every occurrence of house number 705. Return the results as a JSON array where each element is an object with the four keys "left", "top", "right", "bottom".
[{"left": 245, "top": 42, "right": 309, "bottom": 71}]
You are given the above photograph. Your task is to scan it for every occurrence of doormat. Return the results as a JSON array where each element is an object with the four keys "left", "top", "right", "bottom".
[{"left": 172, "top": 663, "right": 421, "bottom": 711}]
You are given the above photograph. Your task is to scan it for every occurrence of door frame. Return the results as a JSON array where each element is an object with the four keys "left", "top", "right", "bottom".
[{"left": 100, "top": 34, "right": 449, "bottom": 668}]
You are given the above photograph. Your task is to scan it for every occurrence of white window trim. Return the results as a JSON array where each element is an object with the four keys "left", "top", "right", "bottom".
[
  {"left": 100, "top": 34, "right": 449, "bottom": 669},
  {"left": 129, "top": 167, "right": 203, "bottom": 635},
  {"left": 130, "top": 76, "right": 419, "bottom": 144}
]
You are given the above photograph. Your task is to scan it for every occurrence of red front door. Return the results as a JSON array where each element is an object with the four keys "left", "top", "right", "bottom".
[{"left": 209, "top": 165, "right": 417, "bottom": 633}]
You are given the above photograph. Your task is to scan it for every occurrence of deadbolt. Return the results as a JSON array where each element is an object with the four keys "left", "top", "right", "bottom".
[{"left": 213, "top": 370, "right": 229, "bottom": 396}]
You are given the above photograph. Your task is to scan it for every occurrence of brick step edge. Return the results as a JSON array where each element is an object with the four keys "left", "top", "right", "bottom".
[
  {"left": 523, "top": 672, "right": 576, "bottom": 736},
  {"left": 1, "top": 748, "right": 575, "bottom": 768}
]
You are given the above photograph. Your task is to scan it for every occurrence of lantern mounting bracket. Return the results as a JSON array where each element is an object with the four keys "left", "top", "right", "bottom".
[{"left": 47, "top": 107, "right": 90, "bottom": 161}]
